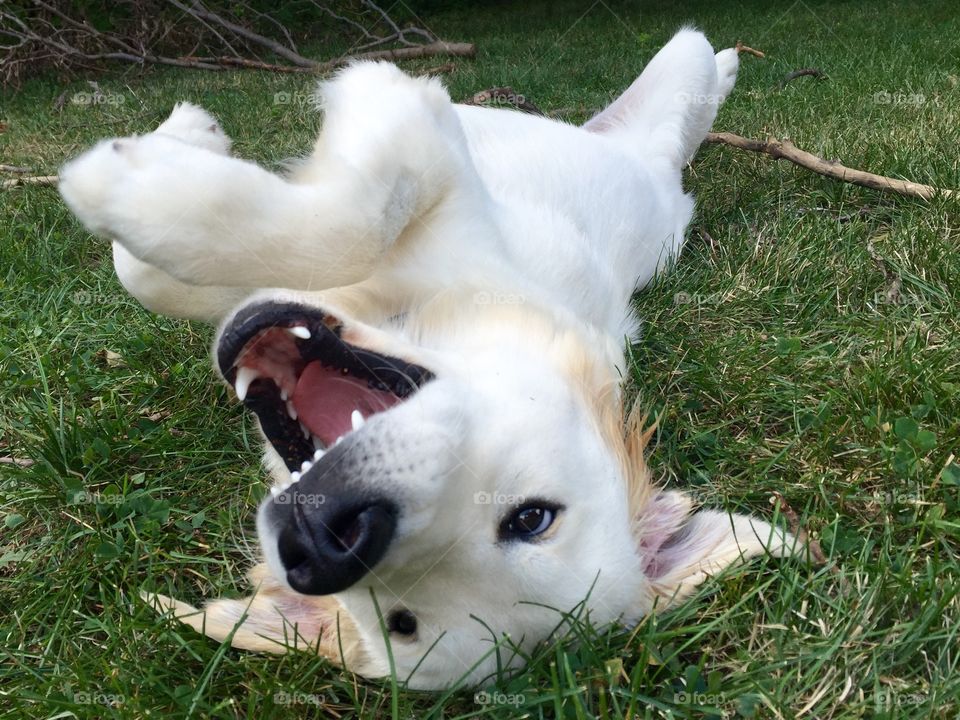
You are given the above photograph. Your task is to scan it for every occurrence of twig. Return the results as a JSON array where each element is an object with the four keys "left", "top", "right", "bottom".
[
  {"left": 0, "top": 456, "right": 35, "bottom": 467},
  {"left": 704, "top": 131, "right": 956, "bottom": 200},
  {"left": 165, "top": 0, "right": 316, "bottom": 68},
  {"left": 0, "top": 164, "right": 34, "bottom": 173},
  {"left": 778, "top": 67, "right": 827, "bottom": 90},
  {"left": 2, "top": 175, "right": 58, "bottom": 189},
  {"left": 316, "top": 41, "right": 474, "bottom": 72},
  {"left": 735, "top": 41, "right": 765, "bottom": 58}
]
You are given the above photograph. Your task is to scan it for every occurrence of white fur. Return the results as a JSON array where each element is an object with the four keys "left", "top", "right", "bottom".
[{"left": 60, "top": 30, "right": 795, "bottom": 689}]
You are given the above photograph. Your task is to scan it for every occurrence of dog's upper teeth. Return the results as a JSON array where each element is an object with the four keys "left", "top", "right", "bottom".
[
  {"left": 351, "top": 409, "right": 365, "bottom": 431},
  {"left": 286, "top": 401, "right": 298, "bottom": 420},
  {"left": 300, "top": 422, "right": 311, "bottom": 439},
  {"left": 287, "top": 325, "right": 311, "bottom": 339},
  {"left": 312, "top": 436, "right": 324, "bottom": 450},
  {"left": 234, "top": 366, "right": 259, "bottom": 401},
  {"left": 280, "top": 388, "right": 289, "bottom": 401}
]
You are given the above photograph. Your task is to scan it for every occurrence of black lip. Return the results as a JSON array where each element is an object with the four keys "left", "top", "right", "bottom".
[{"left": 216, "top": 301, "right": 434, "bottom": 470}]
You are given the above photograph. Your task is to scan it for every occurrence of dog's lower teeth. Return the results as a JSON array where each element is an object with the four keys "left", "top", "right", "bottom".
[
  {"left": 289, "top": 472, "right": 300, "bottom": 483},
  {"left": 351, "top": 409, "right": 365, "bottom": 431},
  {"left": 313, "top": 448, "right": 325, "bottom": 460},
  {"left": 300, "top": 460, "right": 312, "bottom": 473}
]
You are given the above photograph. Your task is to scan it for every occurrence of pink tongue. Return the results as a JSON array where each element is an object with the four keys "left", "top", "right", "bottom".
[{"left": 292, "top": 361, "right": 400, "bottom": 446}]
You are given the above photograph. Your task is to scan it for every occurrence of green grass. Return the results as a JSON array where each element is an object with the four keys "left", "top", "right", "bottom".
[{"left": 2, "top": 0, "right": 959, "bottom": 717}]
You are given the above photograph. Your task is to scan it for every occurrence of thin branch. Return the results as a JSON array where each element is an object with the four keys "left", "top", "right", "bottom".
[
  {"left": 165, "top": 0, "right": 316, "bottom": 67},
  {"left": 3, "top": 175, "right": 58, "bottom": 189},
  {"left": 778, "top": 67, "right": 827, "bottom": 90},
  {"left": 704, "top": 131, "right": 956, "bottom": 201}
]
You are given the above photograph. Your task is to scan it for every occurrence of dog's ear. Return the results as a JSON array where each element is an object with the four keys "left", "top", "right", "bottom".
[
  {"left": 141, "top": 563, "right": 369, "bottom": 668},
  {"left": 632, "top": 490, "right": 796, "bottom": 610}
]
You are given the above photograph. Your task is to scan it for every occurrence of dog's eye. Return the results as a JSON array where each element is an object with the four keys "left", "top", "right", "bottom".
[{"left": 500, "top": 503, "right": 561, "bottom": 541}]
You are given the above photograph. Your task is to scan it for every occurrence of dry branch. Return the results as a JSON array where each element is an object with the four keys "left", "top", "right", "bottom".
[
  {"left": 2, "top": 175, "right": 58, "bottom": 189},
  {"left": 705, "top": 131, "right": 956, "bottom": 200},
  {"left": 1, "top": 1, "right": 474, "bottom": 83}
]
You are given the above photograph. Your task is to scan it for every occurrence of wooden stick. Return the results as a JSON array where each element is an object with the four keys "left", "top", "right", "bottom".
[
  {"left": 2, "top": 175, "right": 58, "bottom": 189},
  {"left": 704, "top": 131, "right": 956, "bottom": 200}
]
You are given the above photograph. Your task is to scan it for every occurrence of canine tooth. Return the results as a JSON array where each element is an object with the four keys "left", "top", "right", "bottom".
[
  {"left": 287, "top": 325, "right": 311, "bottom": 339},
  {"left": 313, "top": 448, "right": 325, "bottom": 461},
  {"left": 351, "top": 409, "right": 365, "bottom": 431},
  {"left": 300, "top": 422, "right": 311, "bottom": 439},
  {"left": 234, "top": 366, "right": 259, "bottom": 401},
  {"left": 312, "top": 436, "right": 324, "bottom": 450},
  {"left": 286, "top": 401, "right": 298, "bottom": 420},
  {"left": 280, "top": 388, "right": 288, "bottom": 401}
]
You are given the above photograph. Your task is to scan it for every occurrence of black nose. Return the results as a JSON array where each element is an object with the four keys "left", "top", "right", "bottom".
[{"left": 269, "top": 485, "right": 397, "bottom": 595}]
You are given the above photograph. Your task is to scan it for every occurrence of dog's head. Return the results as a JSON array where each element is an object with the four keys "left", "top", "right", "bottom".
[{"left": 149, "top": 293, "right": 792, "bottom": 689}]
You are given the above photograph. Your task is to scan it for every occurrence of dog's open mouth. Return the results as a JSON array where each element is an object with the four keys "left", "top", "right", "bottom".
[{"left": 217, "top": 302, "right": 433, "bottom": 473}]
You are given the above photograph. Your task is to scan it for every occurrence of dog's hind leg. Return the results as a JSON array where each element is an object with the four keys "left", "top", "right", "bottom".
[
  {"left": 59, "top": 63, "right": 478, "bottom": 293},
  {"left": 584, "top": 28, "right": 736, "bottom": 169}
]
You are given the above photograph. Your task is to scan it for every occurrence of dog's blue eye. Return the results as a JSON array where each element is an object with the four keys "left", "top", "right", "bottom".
[{"left": 500, "top": 503, "right": 561, "bottom": 541}]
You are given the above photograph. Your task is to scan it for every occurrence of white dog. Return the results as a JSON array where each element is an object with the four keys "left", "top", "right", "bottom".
[{"left": 59, "top": 29, "right": 794, "bottom": 689}]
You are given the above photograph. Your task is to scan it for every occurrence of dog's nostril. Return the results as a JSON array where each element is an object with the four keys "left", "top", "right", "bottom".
[
  {"left": 329, "top": 515, "right": 364, "bottom": 552},
  {"left": 388, "top": 609, "right": 417, "bottom": 637}
]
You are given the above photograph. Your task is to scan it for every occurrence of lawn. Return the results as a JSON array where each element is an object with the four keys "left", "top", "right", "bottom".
[{"left": 1, "top": 0, "right": 959, "bottom": 717}]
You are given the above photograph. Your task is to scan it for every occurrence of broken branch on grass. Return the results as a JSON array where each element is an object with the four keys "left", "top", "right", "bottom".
[
  {"left": 2, "top": 175, "right": 58, "bottom": 189},
  {"left": 778, "top": 67, "right": 827, "bottom": 90},
  {"left": 0, "top": 164, "right": 34, "bottom": 173},
  {"left": 1, "top": 1, "right": 474, "bottom": 84},
  {"left": 735, "top": 41, "right": 765, "bottom": 58},
  {"left": 704, "top": 131, "right": 956, "bottom": 200}
]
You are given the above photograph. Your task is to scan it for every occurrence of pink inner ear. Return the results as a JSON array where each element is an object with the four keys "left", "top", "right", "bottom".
[{"left": 635, "top": 492, "right": 692, "bottom": 578}]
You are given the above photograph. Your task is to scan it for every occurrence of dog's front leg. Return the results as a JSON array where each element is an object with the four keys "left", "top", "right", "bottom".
[{"left": 59, "top": 63, "right": 468, "bottom": 292}]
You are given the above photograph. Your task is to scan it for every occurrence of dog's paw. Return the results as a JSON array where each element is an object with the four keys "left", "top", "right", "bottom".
[
  {"left": 59, "top": 134, "right": 197, "bottom": 250},
  {"left": 153, "top": 102, "right": 231, "bottom": 155},
  {"left": 714, "top": 48, "right": 740, "bottom": 102}
]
